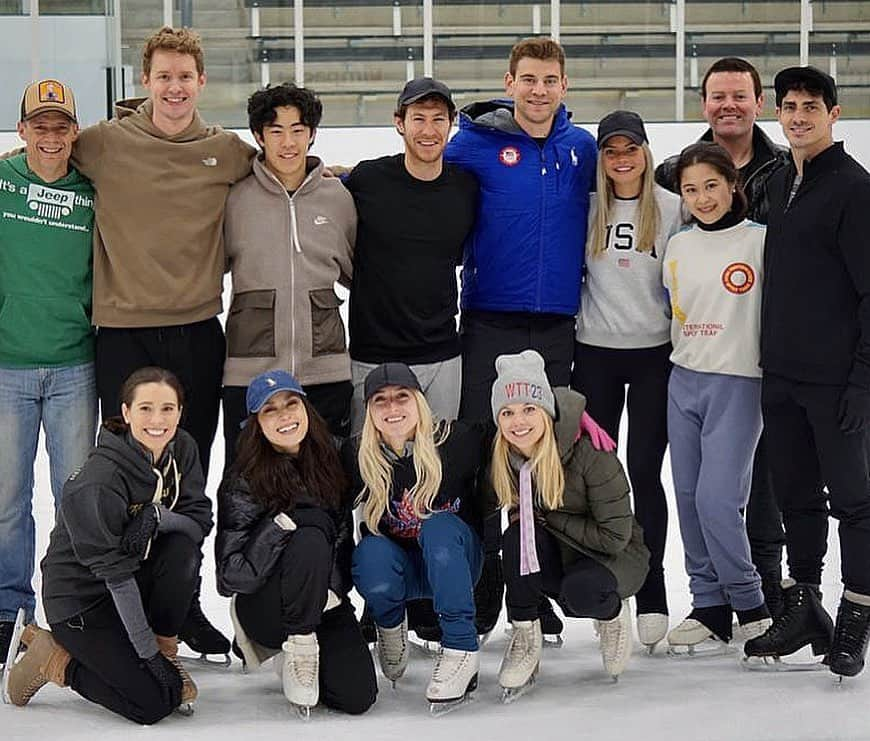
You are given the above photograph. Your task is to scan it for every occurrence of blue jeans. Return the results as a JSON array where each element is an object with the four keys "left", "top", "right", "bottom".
[
  {"left": 352, "top": 512, "right": 483, "bottom": 651},
  {"left": 0, "top": 363, "right": 97, "bottom": 622}
]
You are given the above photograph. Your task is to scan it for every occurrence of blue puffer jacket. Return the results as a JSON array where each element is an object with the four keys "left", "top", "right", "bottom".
[{"left": 445, "top": 100, "right": 596, "bottom": 316}]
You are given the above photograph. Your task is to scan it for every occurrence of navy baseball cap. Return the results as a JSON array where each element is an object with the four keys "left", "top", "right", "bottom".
[
  {"left": 597, "top": 110, "right": 648, "bottom": 148},
  {"left": 364, "top": 363, "right": 422, "bottom": 403},
  {"left": 397, "top": 77, "right": 455, "bottom": 113},
  {"left": 246, "top": 370, "right": 306, "bottom": 414}
]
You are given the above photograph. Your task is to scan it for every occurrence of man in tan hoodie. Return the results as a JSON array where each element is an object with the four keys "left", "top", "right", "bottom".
[{"left": 68, "top": 27, "right": 255, "bottom": 660}]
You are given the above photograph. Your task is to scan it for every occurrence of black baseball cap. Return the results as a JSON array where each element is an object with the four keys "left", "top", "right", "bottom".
[
  {"left": 397, "top": 77, "right": 455, "bottom": 113},
  {"left": 774, "top": 66, "right": 838, "bottom": 108},
  {"left": 597, "top": 110, "right": 648, "bottom": 148},
  {"left": 364, "top": 363, "right": 422, "bottom": 403}
]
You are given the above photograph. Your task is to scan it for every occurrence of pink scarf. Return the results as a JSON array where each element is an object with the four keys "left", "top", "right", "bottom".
[{"left": 518, "top": 461, "right": 540, "bottom": 576}]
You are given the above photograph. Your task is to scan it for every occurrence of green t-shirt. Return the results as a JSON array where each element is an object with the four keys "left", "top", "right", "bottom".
[{"left": 0, "top": 154, "right": 95, "bottom": 367}]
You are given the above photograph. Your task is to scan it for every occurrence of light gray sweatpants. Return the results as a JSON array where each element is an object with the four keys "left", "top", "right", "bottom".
[{"left": 667, "top": 365, "right": 765, "bottom": 612}]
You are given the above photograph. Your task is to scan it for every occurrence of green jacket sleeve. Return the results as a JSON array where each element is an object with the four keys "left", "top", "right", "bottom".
[{"left": 544, "top": 446, "right": 633, "bottom": 555}]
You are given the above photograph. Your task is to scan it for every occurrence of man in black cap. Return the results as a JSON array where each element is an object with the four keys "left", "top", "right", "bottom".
[
  {"left": 656, "top": 57, "right": 791, "bottom": 618},
  {"left": 344, "top": 78, "right": 477, "bottom": 433},
  {"left": 344, "top": 78, "right": 478, "bottom": 644},
  {"left": 744, "top": 66, "right": 870, "bottom": 679}
]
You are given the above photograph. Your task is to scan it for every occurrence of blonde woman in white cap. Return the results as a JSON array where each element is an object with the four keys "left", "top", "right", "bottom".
[{"left": 489, "top": 350, "right": 650, "bottom": 701}]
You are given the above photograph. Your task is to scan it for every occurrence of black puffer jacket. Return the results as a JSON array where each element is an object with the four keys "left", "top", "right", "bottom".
[
  {"left": 41, "top": 426, "right": 212, "bottom": 623},
  {"left": 215, "top": 469, "right": 354, "bottom": 599},
  {"left": 655, "top": 124, "right": 790, "bottom": 225}
]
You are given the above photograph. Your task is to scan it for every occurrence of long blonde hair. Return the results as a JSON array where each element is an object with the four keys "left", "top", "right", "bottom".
[
  {"left": 357, "top": 389, "right": 448, "bottom": 534},
  {"left": 589, "top": 143, "right": 659, "bottom": 258},
  {"left": 491, "top": 411, "right": 565, "bottom": 511}
]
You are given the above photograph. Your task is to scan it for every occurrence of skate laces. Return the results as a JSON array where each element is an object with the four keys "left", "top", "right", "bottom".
[
  {"left": 377, "top": 624, "right": 407, "bottom": 665},
  {"left": 507, "top": 624, "right": 534, "bottom": 666},
  {"left": 290, "top": 647, "right": 318, "bottom": 688},
  {"left": 600, "top": 616, "right": 627, "bottom": 661},
  {"left": 432, "top": 649, "right": 465, "bottom": 683}
]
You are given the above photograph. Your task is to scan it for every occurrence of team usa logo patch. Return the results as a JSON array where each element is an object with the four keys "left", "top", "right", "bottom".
[
  {"left": 721, "top": 262, "right": 756, "bottom": 294},
  {"left": 499, "top": 146, "right": 521, "bottom": 166}
]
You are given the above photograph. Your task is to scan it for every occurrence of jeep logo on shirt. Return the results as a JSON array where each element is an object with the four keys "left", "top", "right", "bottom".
[{"left": 27, "top": 183, "right": 74, "bottom": 219}]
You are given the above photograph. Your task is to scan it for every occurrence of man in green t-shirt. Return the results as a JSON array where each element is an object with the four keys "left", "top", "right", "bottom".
[{"left": 0, "top": 80, "right": 96, "bottom": 666}]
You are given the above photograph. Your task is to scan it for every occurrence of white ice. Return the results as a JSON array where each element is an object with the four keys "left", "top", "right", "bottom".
[{"left": 4, "top": 418, "right": 867, "bottom": 741}]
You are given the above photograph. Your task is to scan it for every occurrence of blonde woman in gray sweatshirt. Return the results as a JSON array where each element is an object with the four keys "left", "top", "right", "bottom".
[{"left": 571, "top": 111, "right": 681, "bottom": 653}]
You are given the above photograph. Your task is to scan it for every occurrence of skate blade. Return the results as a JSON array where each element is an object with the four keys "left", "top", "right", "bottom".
[
  {"left": 180, "top": 651, "right": 231, "bottom": 668},
  {"left": 741, "top": 655, "right": 828, "bottom": 672},
  {"left": 500, "top": 676, "right": 536, "bottom": 704},
  {"left": 293, "top": 704, "right": 314, "bottom": 720},
  {"left": 543, "top": 634, "right": 564, "bottom": 649},
  {"left": 175, "top": 702, "right": 195, "bottom": 716},
  {"left": 429, "top": 693, "right": 474, "bottom": 716},
  {"left": 1, "top": 608, "right": 26, "bottom": 705},
  {"left": 666, "top": 641, "right": 736, "bottom": 659},
  {"left": 642, "top": 641, "right": 662, "bottom": 657},
  {"left": 478, "top": 631, "right": 494, "bottom": 648}
]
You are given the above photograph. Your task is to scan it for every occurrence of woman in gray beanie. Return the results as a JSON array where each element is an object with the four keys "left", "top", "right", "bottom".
[{"left": 487, "top": 350, "right": 649, "bottom": 701}]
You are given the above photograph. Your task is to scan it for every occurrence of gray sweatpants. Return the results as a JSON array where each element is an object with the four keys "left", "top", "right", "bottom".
[
  {"left": 667, "top": 365, "right": 765, "bottom": 612},
  {"left": 350, "top": 355, "right": 462, "bottom": 434}
]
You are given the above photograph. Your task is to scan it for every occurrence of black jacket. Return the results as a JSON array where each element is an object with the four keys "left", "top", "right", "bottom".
[
  {"left": 761, "top": 141, "right": 870, "bottom": 389},
  {"left": 342, "top": 420, "right": 490, "bottom": 546},
  {"left": 215, "top": 470, "right": 354, "bottom": 599},
  {"left": 41, "top": 427, "right": 212, "bottom": 623},
  {"left": 655, "top": 125, "right": 790, "bottom": 225}
]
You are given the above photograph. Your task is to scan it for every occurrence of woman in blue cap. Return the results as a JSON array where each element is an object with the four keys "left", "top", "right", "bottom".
[{"left": 215, "top": 369, "right": 376, "bottom": 718}]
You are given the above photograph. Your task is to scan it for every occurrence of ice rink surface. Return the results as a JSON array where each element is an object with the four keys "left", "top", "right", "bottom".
[{"left": 4, "top": 428, "right": 867, "bottom": 741}]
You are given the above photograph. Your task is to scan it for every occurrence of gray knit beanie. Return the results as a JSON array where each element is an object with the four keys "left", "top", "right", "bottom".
[{"left": 491, "top": 349, "right": 556, "bottom": 423}]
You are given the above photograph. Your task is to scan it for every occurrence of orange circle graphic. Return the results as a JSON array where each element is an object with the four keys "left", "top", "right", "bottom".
[{"left": 722, "top": 262, "right": 755, "bottom": 294}]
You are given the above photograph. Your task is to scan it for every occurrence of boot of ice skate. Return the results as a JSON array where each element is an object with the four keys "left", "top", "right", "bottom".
[
  {"left": 743, "top": 581, "right": 833, "bottom": 671},
  {"left": 498, "top": 618, "right": 542, "bottom": 703},
  {"left": 828, "top": 593, "right": 870, "bottom": 680},
  {"left": 375, "top": 615, "right": 409, "bottom": 686},
  {"left": 3, "top": 624, "right": 69, "bottom": 706},
  {"left": 178, "top": 584, "right": 231, "bottom": 666},
  {"left": 636, "top": 613, "right": 669, "bottom": 655},
  {"left": 667, "top": 604, "right": 733, "bottom": 657},
  {"left": 281, "top": 633, "right": 319, "bottom": 719},
  {"left": 427, "top": 647, "right": 479, "bottom": 715},
  {"left": 599, "top": 600, "right": 633, "bottom": 679}
]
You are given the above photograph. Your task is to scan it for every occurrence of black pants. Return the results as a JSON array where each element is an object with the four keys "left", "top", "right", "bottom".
[
  {"left": 571, "top": 342, "right": 671, "bottom": 614},
  {"left": 222, "top": 380, "right": 353, "bottom": 472},
  {"left": 502, "top": 521, "right": 620, "bottom": 622},
  {"left": 459, "top": 310, "right": 575, "bottom": 424},
  {"left": 95, "top": 318, "right": 225, "bottom": 479},
  {"left": 762, "top": 373, "right": 870, "bottom": 594},
  {"left": 745, "top": 433, "right": 786, "bottom": 582},
  {"left": 50, "top": 533, "right": 200, "bottom": 725},
  {"left": 236, "top": 529, "right": 376, "bottom": 715}
]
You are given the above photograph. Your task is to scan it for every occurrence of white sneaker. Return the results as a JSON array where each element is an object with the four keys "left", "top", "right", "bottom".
[
  {"left": 498, "top": 618, "right": 542, "bottom": 690},
  {"left": 281, "top": 633, "right": 319, "bottom": 709},
  {"left": 637, "top": 612, "right": 669, "bottom": 653},
  {"left": 376, "top": 615, "right": 409, "bottom": 684},
  {"left": 599, "top": 600, "right": 633, "bottom": 678},
  {"left": 426, "top": 648, "right": 479, "bottom": 702}
]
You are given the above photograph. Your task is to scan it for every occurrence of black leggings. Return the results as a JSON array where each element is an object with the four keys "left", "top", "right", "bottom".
[
  {"left": 235, "top": 528, "right": 376, "bottom": 715},
  {"left": 50, "top": 533, "right": 200, "bottom": 725},
  {"left": 571, "top": 341, "right": 670, "bottom": 614},
  {"left": 502, "top": 521, "right": 620, "bottom": 622}
]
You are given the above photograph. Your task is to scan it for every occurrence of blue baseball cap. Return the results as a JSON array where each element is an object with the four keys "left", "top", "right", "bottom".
[{"left": 246, "top": 370, "right": 306, "bottom": 414}]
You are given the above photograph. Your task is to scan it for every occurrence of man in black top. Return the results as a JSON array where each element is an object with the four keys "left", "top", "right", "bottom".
[
  {"left": 656, "top": 57, "right": 790, "bottom": 616},
  {"left": 744, "top": 67, "right": 870, "bottom": 679},
  {"left": 344, "top": 78, "right": 477, "bottom": 433}
]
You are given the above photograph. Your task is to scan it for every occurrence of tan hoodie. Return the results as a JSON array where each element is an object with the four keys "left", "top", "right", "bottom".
[
  {"left": 72, "top": 98, "right": 256, "bottom": 327},
  {"left": 223, "top": 155, "right": 356, "bottom": 388}
]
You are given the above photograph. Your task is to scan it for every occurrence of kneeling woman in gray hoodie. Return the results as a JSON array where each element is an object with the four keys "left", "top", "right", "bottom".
[{"left": 5, "top": 367, "right": 212, "bottom": 724}]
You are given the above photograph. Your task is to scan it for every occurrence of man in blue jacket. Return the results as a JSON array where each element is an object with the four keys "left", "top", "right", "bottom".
[
  {"left": 445, "top": 38, "right": 596, "bottom": 638},
  {"left": 446, "top": 36, "right": 596, "bottom": 422}
]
